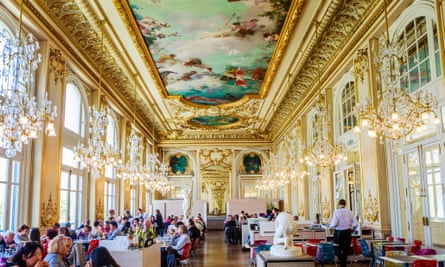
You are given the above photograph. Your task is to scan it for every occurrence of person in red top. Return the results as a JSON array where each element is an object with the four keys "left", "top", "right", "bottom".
[{"left": 41, "top": 228, "right": 58, "bottom": 259}]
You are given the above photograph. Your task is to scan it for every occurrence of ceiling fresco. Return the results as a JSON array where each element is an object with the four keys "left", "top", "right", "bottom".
[
  {"left": 26, "top": 0, "right": 378, "bottom": 141},
  {"left": 128, "top": 0, "right": 290, "bottom": 126}
]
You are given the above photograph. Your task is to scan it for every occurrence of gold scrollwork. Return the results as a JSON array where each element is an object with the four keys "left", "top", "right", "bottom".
[
  {"left": 322, "top": 197, "right": 331, "bottom": 219},
  {"left": 354, "top": 48, "right": 369, "bottom": 83},
  {"left": 40, "top": 194, "right": 58, "bottom": 228},
  {"left": 49, "top": 48, "right": 66, "bottom": 85},
  {"left": 363, "top": 190, "right": 379, "bottom": 223},
  {"left": 95, "top": 198, "right": 104, "bottom": 220}
]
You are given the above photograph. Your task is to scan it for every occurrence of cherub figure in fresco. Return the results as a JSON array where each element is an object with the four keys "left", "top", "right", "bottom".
[
  {"left": 157, "top": 54, "right": 177, "bottom": 64},
  {"left": 231, "top": 18, "right": 260, "bottom": 37},
  {"left": 224, "top": 67, "right": 248, "bottom": 88}
]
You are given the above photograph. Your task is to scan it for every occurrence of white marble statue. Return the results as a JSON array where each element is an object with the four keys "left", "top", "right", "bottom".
[
  {"left": 182, "top": 188, "right": 192, "bottom": 219},
  {"left": 270, "top": 212, "right": 302, "bottom": 257}
]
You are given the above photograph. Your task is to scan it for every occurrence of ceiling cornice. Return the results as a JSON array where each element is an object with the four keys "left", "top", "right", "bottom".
[{"left": 267, "top": 0, "right": 379, "bottom": 139}]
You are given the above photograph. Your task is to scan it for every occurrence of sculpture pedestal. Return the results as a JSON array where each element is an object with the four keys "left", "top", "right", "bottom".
[
  {"left": 257, "top": 250, "right": 314, "bottom": 267},
  {"left": 270, "top": 245, "right": 302, "bottom": 257}
]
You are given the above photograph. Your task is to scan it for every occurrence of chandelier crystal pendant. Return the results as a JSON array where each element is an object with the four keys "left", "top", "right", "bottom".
[
  {"left": 144, "top": 150, "right": 174, "bottom": 194},
  {"left": 356, "top": 0, "right": 440, "bottom": 141},
  {"left": 73, "top": 21, "right": 120, "bottom": 177},
  {"left": 0, "top": 2, "right": 57, "bottom": 158}
]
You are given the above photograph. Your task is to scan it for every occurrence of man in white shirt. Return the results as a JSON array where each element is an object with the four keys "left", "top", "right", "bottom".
[{"left": 329, "top": 199, "right": 358, "bottom": 267}]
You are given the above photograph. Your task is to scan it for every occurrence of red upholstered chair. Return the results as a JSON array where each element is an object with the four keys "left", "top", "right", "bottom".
[
  {"left": 177, "top": 243, "right": 192, "bottom": 267},
  {"left": 412, "top": 259, "right": 437, "bottom": 267},
  {"left": 87, "top": 239, "right": 99, "bottom": 255},
  {"left": 409, "top": 240, "right": 422, "bottom": 255},
  {"left": 307, "top": 239, "right": 321, "bottom": 257}
]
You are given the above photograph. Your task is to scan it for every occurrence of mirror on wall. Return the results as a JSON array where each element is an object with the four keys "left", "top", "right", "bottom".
[{"left": 201, "top": 165, "right": 230, "bottom": 216}]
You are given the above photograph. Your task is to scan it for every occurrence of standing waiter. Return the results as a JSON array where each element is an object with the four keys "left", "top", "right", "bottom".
[{"left": 329, "top": 199, "right": 359, "bottom": 267}]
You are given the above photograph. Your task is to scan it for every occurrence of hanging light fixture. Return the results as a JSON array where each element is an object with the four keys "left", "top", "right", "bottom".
[
  {"left": 144, "top": 125, "right": 173, "bottom": 195},
  {"left": 118, "top": 74, "right": 144, "bottom": 184},
  {"left": 356, "top": 0, "right": 440, "bottom": 141},
  {"left": 303, "top": 22, "right": 346, "bottom": 170},
  {"left": 0, "top": 1, "right": 57, "bottom": 158},
  {"left": 73, "top": 21, "right": 120, "bottom": 177}
]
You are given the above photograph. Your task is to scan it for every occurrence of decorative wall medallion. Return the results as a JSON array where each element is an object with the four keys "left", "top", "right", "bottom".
[
  {"left": 169, "top": 154, "right": 188, "bottom": 174},
  {"left": 242, "top": 153, "right": 262, "bottom": 174},
  {"left": 200, "top": 148, "right": 233, "bottom": 168},
  {"left": 363, "top": 190, "right": 379, "bottom": 223},
  {"left": 40, "top": 194, "right": 58, "bottom": 228}
]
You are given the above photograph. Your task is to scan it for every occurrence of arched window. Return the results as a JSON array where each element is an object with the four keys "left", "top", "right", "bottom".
[
  {"left": 0, "top": 21, "right": 22, "bottom": 231},
  {"left": 340, "top": 81, "right": 357, "bottom": 134},
  {"left": 397, "top": 16, "right": 442, "bottom": 92},
  {"left": 104, "top": 114, "right": 118, "bottom": 216},
  {"left": 60, "top": 81, "right": 86, "bottom": 225}
]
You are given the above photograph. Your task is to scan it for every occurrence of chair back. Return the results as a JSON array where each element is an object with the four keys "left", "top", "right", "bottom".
[
  {"left": 412, "top": 259, "right": 437, "bottom": 267},
  {"left": 410, "top": 240, "right": 422, "bottom": 255},
  {"left": 315, "top": 243, "right": 335, "bottom": 263},
  {"left": 192, "top": 237, "right": 200, "bottom": 250},
  {"left": 352, "top": 238, "right": 362, "bottom": 254},
  {"left": 256, "top": 244, "right": 272, "bottom": 254},
  {"left": 179, "top": 243, "right": 192, "bottom": 260},
  {"left": 416, "top": 248, "right": 436, "bottom": 256},
  {"left": 87, "top": 240, "right": 99, "bottom": 255},
  {"left": 359, "top": 239, "right": 372, "bottom": 258},
  {"left": 385, "top": 251, "right": 406, "bottom": 267}
]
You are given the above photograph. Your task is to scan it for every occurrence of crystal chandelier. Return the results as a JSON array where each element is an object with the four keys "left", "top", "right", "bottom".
[
  {"left": 73, "top": 22, "right": 120, "bottom": 177},
  {"left": 144, "top": 136, "right": 174, "bottom": 195},
  {"left": 303, "top": 95, "right": 347, "bottom": 169},
  {"left": 118, "top": 124, "right": 145, "bottom": 184},
  {"left": 356, "top": 0, "right": 440, "bottom": 141},
  {"left": 0, "top": 2, "right": 57, "bottom": 158}
]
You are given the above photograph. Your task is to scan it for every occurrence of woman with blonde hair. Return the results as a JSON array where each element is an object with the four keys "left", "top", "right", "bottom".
[{"left": 43, "top": 234, "right": 72, "bottom": 267}]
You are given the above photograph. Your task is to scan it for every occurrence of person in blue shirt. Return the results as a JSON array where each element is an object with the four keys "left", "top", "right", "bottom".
[
  {"left": 166, "top": 225, "right": 190, "bottom": 267},
  {"left": 107, "top": 222, "right": 121, "bottom": 240}
]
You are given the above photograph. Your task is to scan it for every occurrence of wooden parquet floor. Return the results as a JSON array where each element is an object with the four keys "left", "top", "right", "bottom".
[{"left": 190, "top": 230, "right": 250, "bottom": 267}]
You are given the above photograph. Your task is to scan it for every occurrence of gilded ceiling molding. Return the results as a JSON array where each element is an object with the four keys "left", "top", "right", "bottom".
[
  {"left": 163, "top": 98, "right": 263, "bottom": 134},
  {"left": 49, "top": 48, "right": 66, "bottom": 84},
  {"left": 268, "top": 0, "right": 378, "bottom": 138},
  {"left": 200, "top": 148, "right": 233, "bottom": 169},
  {"left": 34, "top": 0, "right": 156, "bottom": 137}
]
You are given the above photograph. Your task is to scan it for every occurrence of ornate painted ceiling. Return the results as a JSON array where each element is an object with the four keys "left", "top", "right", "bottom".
[{"left": 16, "top": 0, "right": 379, "bottom": 144}]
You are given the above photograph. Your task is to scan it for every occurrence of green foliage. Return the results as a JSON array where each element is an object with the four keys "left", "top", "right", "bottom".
[{"left": 261, "top": 0, "right": 292, "bottom": 33}]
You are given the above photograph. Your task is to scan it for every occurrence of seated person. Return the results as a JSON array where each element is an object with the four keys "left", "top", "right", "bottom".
[
  {"left": 6, "top": 241, "right": 49, "bottom": 267},
  {"left": 85, "top": 247, "right": 120, "bottom": 267},
  {"left": 4, "top": 231, "right": 17, "bottom": 249},
  {"left": 224, "top": 215, "right": 237, "bottom": 244},
  {"left": 77, "top": 225, "right": 91, "bottom": 241},
  {"left": 44, "top": 234, "right": 72, "bottom": 267},
  {"left": 166, "top": 225, "right": 190, "bottom": 267},
  {"left": 187, "top": 219, "right": 201, "bottom": 244},
  {"left": 107, "top": 222, "right": 121, "bottom": 240}
]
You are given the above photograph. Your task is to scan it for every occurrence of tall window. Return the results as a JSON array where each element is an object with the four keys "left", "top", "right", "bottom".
[
  {"left": 104, "top": 114, "right": 119, "bottom": 216},
  {"left": 0, "top": 159, "right": 20, "bottom": 231},
  {"left": 0, "top": 22, "right": 22, "bottom": 232},
  {"left": 130, "top": 186, "right": 137, "bottom": 214},
  {"left": 60, "top": 82, "right": 86, "bottom": 225},
  {"left": 398, "top": 17, "right": 442, "bottom": 92},
  {"left": 340, "top": 81, "right": 357, "bottom": 134}
]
